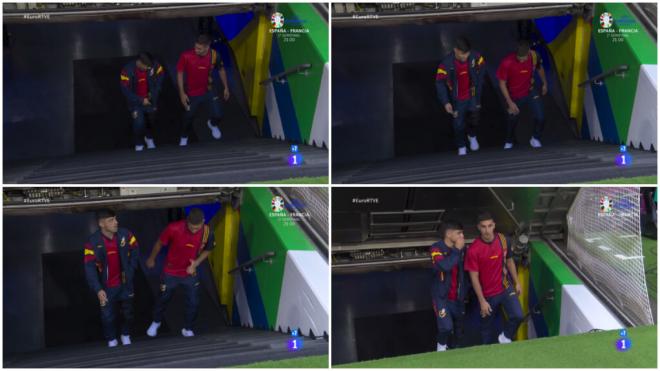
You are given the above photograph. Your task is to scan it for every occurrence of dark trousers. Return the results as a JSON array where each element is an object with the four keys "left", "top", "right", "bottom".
[
  {"left": 181, "top": 91, "right": 223, "bottom": 138},
  {"left": 153, "top": 274, "right": 200, "bottom": 330},
  {"left": 99, "top": 285, "right": 134, "bottom": 341},
  {"left": 433, "top": 298, "right": 465, "bottom": 347},
  {"left": 505, "top": 88, "right": 545, "bottom": 143},
  {"left": 130, "top": 105, "right": 156, "bottom": 146},
  {"left": 451, "top": 98, "right": 480, "bottom": 148},
  {"left": 479, "top": 285, "right": 523, "bottom": 344}
]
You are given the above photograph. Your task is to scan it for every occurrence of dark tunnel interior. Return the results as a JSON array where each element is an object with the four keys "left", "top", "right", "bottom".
[
  {"left": 331, "top": 187, "right": 517, "bottom": 364},
  {"left": 4, "top": 15, "right": 254, "bottom": 163},
  {"left": 332, "top": 19, "right": 575, "bottom": 165},
  {"left": 4, "top": 206, "right": 225, "bottom": 355}
]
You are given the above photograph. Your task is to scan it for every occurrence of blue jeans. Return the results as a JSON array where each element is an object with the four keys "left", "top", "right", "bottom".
[
  {"left": 182, "top": 91, "right": 223, "bottom": 138},
  {"left": 153, "top": 274, "right": 200, "bottom": 330},
  {"left": 130, "top": 105, "right": 156, "bottom": 146},
  {"left": 479, "top": 285, "right": 523, "bottom": 344},
  {"left": 451, "top": 98, "right": 480, "bottom": 148},
  {"left": 99, "top": 285, "right": 134, "bottom": 341},
  {"left": 506, "top": 88, "right": 545, "bottom": 143},
  {"left": 433, "top": 298, "right": 465, "bottom": 347}
]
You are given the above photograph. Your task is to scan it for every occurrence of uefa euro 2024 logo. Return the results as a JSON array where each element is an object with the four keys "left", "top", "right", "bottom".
[
  {"left": 271, "top": 196, "right": 285, "bottom": 212},
  {"left": 600, "top": 12, "right": 613, "bottom": 29},
  {"left": 271, "top": 12, "right": 285, "bottom": 29},
  {"left": 599, "top": 196, "right": 614, "bottom": 214}
]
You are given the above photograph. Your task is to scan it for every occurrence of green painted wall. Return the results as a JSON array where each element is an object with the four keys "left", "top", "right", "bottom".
[
  {"left": 592, "top": 3, "right": 657, "bottom": 141},
  {"left": 530, "top": 241, "right": 582, "bottom": 336},
  {"left": 275, "top": 3, "right": 329, "bottom": 141},
  {"left": 240, "top": 187, "right": 316, "bottom": 328}
]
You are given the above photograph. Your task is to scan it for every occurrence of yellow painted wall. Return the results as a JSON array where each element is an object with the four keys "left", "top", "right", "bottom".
[{"left": 207, "top": 204, "right": 240, "bottom": 321}]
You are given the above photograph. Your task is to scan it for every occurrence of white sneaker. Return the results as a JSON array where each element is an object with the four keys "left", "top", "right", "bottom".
[
  {"left": 135, "top": 145, "right": 144, "bottom": 152},
  {"left": 468, "top": 135, "right": 479, "bottom": 151},
  {"left": 498, "top": 332, "right": 512, "bottom": 344},
  {"left": 181, "top": 328, "right": 195, "bottom": 337},
  {"left": 530, "top": 137, "right": 542, "bottom": 148},
  {"left": 207, "top": 120, "right": 222, "bottom": 139},
  {"left": 146, "top": 321, "right": 161, "bottom": 337},
  {"left": 179, "top": 137, "right": 188, "bottom": 147},
  {"left": 145, "top": 137, "right": 156, "bottom": 149},
  {"left": 120, "top": 334, "right": 131, "bottom": 346},
  {"left": 108, "top": 339, "right": 118, "bottom": 348},
  {"left": 458, "top": 147, "right": 467, "bottom": 156},
  {"left": 436, "top": 343, "right": 448, "bottom": 352},
  {"left": 504, "top": 142, "right": 513, "bottom": 150}
]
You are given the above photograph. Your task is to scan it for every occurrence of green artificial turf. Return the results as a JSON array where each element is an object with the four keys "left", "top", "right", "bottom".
[
  {"left": 584, "top": 176, "right": 657, "bottom": 184},
  {"left": 249, "top": 176, "right": 328, "bottom": 184},
  {"left": 337, "top": 326, "right": 657, "bottom": 368},
  {"left": 234, "top": 355, "right": 328, "bottom": 368},
  {"left": 642, "top": 237, "right": 657, "bottom": 303}
]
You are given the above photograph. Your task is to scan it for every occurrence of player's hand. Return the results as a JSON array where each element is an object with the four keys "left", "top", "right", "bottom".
[
  {"left": 223, "top": 88, "right": 230, "bottom": 101},
  {"left": 146, "top": 257, "right": 156, "bottom": 269},
  {"left": 142, "top": 98, "right": 151, "bottom": 106},
  {"left": 515, "top": 282, "right": 522, "bottom": 296},
  {"left": 541, "top": 83, "right": 548, "bottom": 96},
  {"left": 479, "top": 300, "right": 492, "bottom": 317},
  {"left": 97, "top": 290, "right": 108, "bottom": 306},
  {"left": 180, "top": 93, "right": 190, "bottom": 110},
  {"left": 444, "top": 103, "right": 454, "bottom": 115},
  {"left": 186, "top": 259, "right": 197, "bottom": 275},
  {"left": 507, "top": 101, "right": 520, "bottom": 115}
]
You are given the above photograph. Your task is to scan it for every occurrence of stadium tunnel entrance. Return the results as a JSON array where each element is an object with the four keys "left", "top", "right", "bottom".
[
  {"left": 3, "top": 187, "right": 329, "bottom": 367},
  {"left": 331, "top": 187, "right": 656, "bottom": 365},
  {"left": 3, "top": 3, "right": 329, "bottom": 184},
  {"left": 332, "top": 3, "right": 657, "bottom": 184}
]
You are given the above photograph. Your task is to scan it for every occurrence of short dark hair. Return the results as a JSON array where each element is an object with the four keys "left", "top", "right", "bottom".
[
  {"left": 196, "top": 34, "right": 212, "bottom": 46},
  {"left": 454, "top": 37, "right": 471, "bottom": 53},
  {"left": 477, "top": 211, "right": 494, "bottom": 224},
  {"left": 187, "top": 208, "right": 205, "bottom": 225},
  {"left": 96, "top": 208, "right": 116, "bottom": 222},
  {"left": 516, "top": 39, "right": 530, "bottom": 57},
  {"left": 138, "top": 52, "right": 153, "bottom": 68},
  {"left": 440, "top": 220, "right": 463, "bottom": 238}
]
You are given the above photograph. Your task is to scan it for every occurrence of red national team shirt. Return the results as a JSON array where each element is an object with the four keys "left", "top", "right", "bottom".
[
  {"left": 176, "top": 49, "right": 213, "bottom": 97},
  {"left": 102, "top": 235, "right": 121, "bottom": 288},
  {"left": 455, "top": 59, "right": 471, "bottom": 102},
  {"left": 135, "top": 68, "right": 149, "bottom": 98},
  {"left": 464, "top": 236, "right": 507, "bottom": 298},
  {"left": 160, "top": 220, "right": 215, "bottom": 277},
  {"left": 496, "top": 52, "right": 534, "bottom": 100}
]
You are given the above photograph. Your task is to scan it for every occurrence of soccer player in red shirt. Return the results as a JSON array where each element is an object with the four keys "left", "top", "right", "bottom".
[
  {"left": 436, "top": 37, "right": 486, "bottom": 156},
  {"left": 120, "top": 52, "right": 164, "bottom": 151},
  {"left": 145, "top": 208, "right": 215, "bottom": 338},
  {"left": 176, "top": 34, "right": 230, "bottom": 146},
  {"left": 496, "top": 39, "right": 548, "bottom": 149},
  {"left": 83, "top": 209, "right": 139, "bottom": 347},
  {"left": 430, "top": 220, "right": 466, "bottom": 352},
  {"left": 464, "top": 212, "right": 523, "bottom": 345}
]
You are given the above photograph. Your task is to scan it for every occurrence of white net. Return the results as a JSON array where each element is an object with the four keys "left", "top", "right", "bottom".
[{"left": 566, "top": 187, "right": 654, "bottom": 326}]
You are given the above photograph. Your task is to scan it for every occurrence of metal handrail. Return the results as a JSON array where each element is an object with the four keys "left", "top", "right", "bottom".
[
  {"left": 260, "top": 63, "right": 312, "bottom": 85},
  {"left": 228, "top": 252, "right": 275, "bottom": 274},
  {"left": 578, "top": 65, "right": 629, "bottom": 87}
]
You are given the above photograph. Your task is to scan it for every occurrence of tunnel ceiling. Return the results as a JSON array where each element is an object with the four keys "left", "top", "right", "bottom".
[
  {"left": 3, "top": 187, "right": 240, "bottom": 215},
  {"left": 3, "top": 3, "right": 263, "bottom": 24},
  {"left": 332, "top": 3, "right": 588, "bottom": 27}
]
